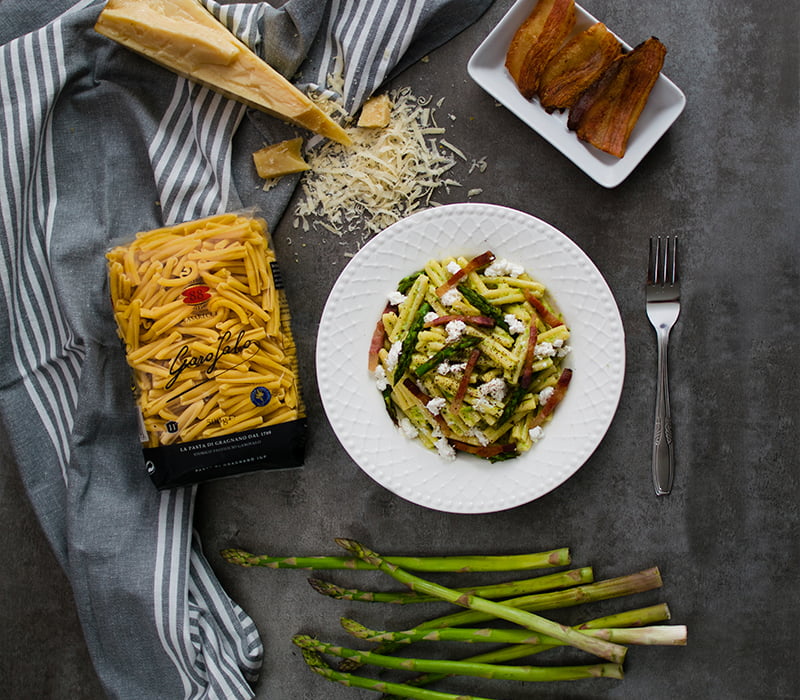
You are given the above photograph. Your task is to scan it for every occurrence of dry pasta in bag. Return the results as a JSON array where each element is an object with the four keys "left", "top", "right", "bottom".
[{"left": 107, "top": 212, "right": 306, "bottom": 488}]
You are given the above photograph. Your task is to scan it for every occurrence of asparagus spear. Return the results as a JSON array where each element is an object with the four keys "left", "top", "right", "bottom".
[
  {"left": 397, "top": 270, "right": 424, "bottom": 295},
  {"left": 495, "top": 383, "right": 527, "bottom": 427},
  {"left": 298, "top": 647, "right": 498, "bottom": 700},
  {"left": 457, "top": 285, "right": 510, "bottom": 332},
  {"left": 408, "top": 566, "right": 663, "bottom": 630},
  {"left": 334, "top": 539, "right": 627, "bottom": 664},
  {"left": 413, "top": 336, "right": 482, "bottom": 377},
  {"left": 308, "top": 566, "right": 594, "bottom": 604},
  {"left": 394, "top": 302, "right": 432, "bottom": 384},
  {"left": 220, "top": 547, "right": 571, "bottom": 571},
  {"left": 293, "top": 635, "right": 623, "bottom": 682},
  {"left": 384, "top": 604, "right": 674, "bottom": 695},
  {"left": 341, "top": 617, "right": 687, "bottom": 647}
]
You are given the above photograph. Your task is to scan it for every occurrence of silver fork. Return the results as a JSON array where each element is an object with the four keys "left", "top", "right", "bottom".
[{"left": 646, "top": 236, "right": 680, "bottom": 495}]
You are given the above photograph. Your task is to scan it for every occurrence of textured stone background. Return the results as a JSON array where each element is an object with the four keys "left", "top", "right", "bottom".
[{"left": 2, "top": 0, "right": 798, "bottom": 698}]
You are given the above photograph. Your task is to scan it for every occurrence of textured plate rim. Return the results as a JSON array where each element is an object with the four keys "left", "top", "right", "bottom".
[{"left": 316, "top": 203, "right": 625, "bottom": 513}]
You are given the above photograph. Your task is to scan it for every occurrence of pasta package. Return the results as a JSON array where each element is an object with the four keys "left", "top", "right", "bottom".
[{"left": 107, "top": 212, "right": 306, "bottom": 488}]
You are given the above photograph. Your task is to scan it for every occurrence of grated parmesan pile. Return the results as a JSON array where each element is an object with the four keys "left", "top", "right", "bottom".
[{"left": 292, "top": 86, "right": 486, "bottom": 242}]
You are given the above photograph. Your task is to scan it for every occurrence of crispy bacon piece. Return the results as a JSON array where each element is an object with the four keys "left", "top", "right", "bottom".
[
  {"left": 506, "top": 0, "right": 576, "bottom": 98},
  {"left": 519, "top": 317, "right": 539, "bottom": 390},
  {"left": 423, "top": 315, "right": 496, "bottom": 329},
  {"left": 538, "top": 22, "right": 622, "bottom": 113},
  {"left": 435, "top": 251, "right": 495, "bottom": 297},
  {"left": 523, "top": 290, "right": 563, "bottom": 328},
  {"left": 518, "top": 0, "right": 577, "bottom": 98},
  {"left": 402, "top": 378, "right": 453, "bottom": 437},
  {"left": 368, "top": 303, "right": 392, "bottom": 372},
  {"left": 567, "top": 37, "right": 667, "bottom": 158},
  {"left": 529, "top": 368, "right": 573, "bottom": 429},
  {"left": 450, "top": 347, "right": 481, "bottom": 413},
  {"left": 451, "top": 440, "right": 517, "bottom": 459}
]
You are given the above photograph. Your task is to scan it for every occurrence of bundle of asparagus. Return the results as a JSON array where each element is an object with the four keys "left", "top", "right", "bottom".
[{"left": 222, "top": 540, "right": 686, "bottom": 699}]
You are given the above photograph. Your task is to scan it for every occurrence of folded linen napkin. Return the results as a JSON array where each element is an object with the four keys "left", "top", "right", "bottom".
[{"left": 0, "top": 0, "right": 492, "bottom": 697}]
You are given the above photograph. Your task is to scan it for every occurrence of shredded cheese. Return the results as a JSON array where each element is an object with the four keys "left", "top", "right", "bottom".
[{"left": 293, "top": 86, "right": 481, "bottom": 243}]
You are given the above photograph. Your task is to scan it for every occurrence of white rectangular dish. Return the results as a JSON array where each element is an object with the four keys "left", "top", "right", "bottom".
[{"left": 467, "top": 0, "right": 686, "bottom": 188}]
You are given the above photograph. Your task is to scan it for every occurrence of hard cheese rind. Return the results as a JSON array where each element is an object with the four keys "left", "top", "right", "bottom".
[{"left": 95, "top": 0, "right": 351, "bottom": 145}]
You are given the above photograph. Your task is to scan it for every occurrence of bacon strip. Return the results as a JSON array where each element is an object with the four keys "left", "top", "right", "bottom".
[
  {"left": 529, "top": 368, "right": 573, "bottom": 429},
  {"left": 435, "top": 251, "right": 495, "bottom": 297},
  {"left": 524, "top": 290, "right": 563, "bottom": 328},
  {"left": 451, "top": 440, "right": 517, "bottom": 459},
  {"left": 424, "top": 315, "right": 496, "bottom": 329},
  {"left": 368, "top": 303, "right": 392, "bottom": 371},
  {"left": 450, "top": 347, "right": 481, "bottom": 413}
]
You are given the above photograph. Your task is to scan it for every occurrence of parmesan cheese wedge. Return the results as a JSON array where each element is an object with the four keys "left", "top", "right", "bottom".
[
  {"left": 357, "top": 94, "right": 392, "bottom": 128},
  {"left": 252, "top": 137, "right": 310, "bottom": 179},
  {"left": 94, "top": 0, "right": 351, "bottom": 145}
]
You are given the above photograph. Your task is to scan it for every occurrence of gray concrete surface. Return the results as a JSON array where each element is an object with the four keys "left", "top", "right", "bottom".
[{"left": 2, "top": 1, "right": 798, "bottom": 698}]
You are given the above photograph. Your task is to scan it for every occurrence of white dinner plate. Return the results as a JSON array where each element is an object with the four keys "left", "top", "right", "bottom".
[
  {"left": 467, "top": 0, "right": 686, "bottom": 188},
  {"left": 316, "top": 203, "right": 625, "bottom": 513}
]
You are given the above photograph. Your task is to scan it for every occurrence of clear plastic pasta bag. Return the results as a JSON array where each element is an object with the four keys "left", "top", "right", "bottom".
[{"left": 107, "top": 212, "right": 306, "bottom": 488}]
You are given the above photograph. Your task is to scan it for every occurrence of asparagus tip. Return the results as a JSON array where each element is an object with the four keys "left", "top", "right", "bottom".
[
  {"left": 219, "top": 548, "right": 254, "bottom": 566},
  {"left": 335, "top": 538, "right": 382, "bottom": 567}
]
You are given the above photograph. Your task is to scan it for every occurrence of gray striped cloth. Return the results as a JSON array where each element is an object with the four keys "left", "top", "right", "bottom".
[{"left": 0, "top": 0, "right": 492, "bottom": 698}]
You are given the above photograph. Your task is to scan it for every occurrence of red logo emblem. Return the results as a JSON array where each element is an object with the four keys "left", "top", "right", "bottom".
[{"left": 181, "top": 285, "right": 211, "bottom": 305}]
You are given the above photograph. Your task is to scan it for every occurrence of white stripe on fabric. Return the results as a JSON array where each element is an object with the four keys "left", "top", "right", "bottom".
[
  {"left": 350, "top": 0, "right": 427, "bottom": 109},
  {"left": 154, "top": 488, "right": 196, "bottom": 698},
  {"left": 337, "top": 1, "right": 383, "bottom": 105},
  {"left": 0, "top": 11, "right": 87, "bottom": 482},
  {"left": 149, "top": 78, "right": 245, "bottom": 225},
  {"left": 194, "top": 612, "right": 253, "bottom": 700},
  {"left": 199, "top": 97, "right": 240, "bottom": 217},
  {"left": 316, "top": 0, "right": 354, "bottom": 88},
  {"left": 189, "top": 544, "right": 261, "bottom": 679}
]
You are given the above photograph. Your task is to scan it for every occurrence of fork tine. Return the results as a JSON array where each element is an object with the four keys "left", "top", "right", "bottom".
[
  {"left": 647, "top": 237, "right": 657, "bottom": 284},
  {"left": 669, "top": 237, "right": 678, "bottom": 285}
]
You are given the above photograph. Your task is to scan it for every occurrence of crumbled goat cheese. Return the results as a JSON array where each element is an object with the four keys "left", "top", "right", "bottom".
[
  {"left": 435, "top": 436, "right": 457, "bottom": 461},
  {"left": 557, "top": 344, "right": 572, "bottom": 358},
  {"left": 529, "top": 426, "right": 544, "bottom": 442},
  {"left": 534, "top": 342, "right": 556, "bottom": 359},
  {"left": 445, "top": 319, "right": 467, "bottom": 342},
  {"left": 538, "top": 386, "right": 555, "bottom": 405},
  {"left": 388, "top": 290, "right": 407, "bottom": 306},
  {"left": 437, "top": 361, "right": 467, "bottom": 376},
  {"left": 446, "top": 261, "right": 462, "bottom": 275},
  {"left": 426, "top": 397, "right": 447, "bottom": 416},
  {"left": 424, "top": 311, "right": 439, "bottom": 324},
  {"left": 478, "top": 377, "right": 508, "bottom": 402},
  {"left": 504, "top": 314, "right": 526, "bottom": 335},
  {"left": 468, "top": 428, "right": 490, "bottom": 446},
  {"left": 374, "top": 365, "right": 388, "bottom": 391},
  {"left": 398, "top": 417, "right": 419, "bottom": 439},
  {"left": 440, "top": 288, "right": 461, "bottom": 306},
  {"left": 484, "top": 258, "right": 524, "bottom": 278},
  {"left": 385, "top": 341, "right": 403, "bottom": 373},
  {"left": 473, "top": 396, "right": 493, "bottom": 413}
]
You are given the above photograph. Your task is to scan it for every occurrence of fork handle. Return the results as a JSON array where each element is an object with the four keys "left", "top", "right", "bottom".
[{"left": 652, "top": 326, "right": 674, "bottom": 495}]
